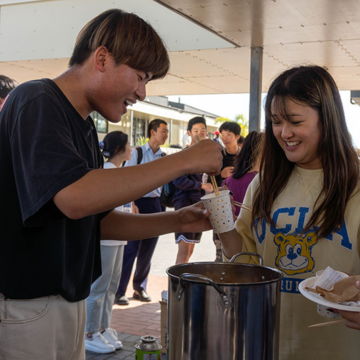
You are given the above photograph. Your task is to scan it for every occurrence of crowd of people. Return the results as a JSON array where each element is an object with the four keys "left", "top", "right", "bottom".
[{"left": 1, "top": 7, "right": 360, "bottom": 360}]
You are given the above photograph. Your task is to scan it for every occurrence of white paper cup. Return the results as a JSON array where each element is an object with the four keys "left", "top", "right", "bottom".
[
  {"left": 201, "top": 190, "right": 235, "bottom": 234},
  {"left": 317, "top": 304, "right": 339, "bottom": 318}
]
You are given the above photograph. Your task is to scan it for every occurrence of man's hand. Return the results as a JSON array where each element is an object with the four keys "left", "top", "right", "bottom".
[
  {"left": 182, "top": 140, "right": 223, "bottom": 175},
  {"left": 176, "top": 202, "right": 212, "bottom": 234}
]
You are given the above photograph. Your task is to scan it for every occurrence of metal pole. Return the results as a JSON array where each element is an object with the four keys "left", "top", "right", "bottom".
[
  {"left": 170, "top": 118, "right": 173, "bottom": 147},
  {"left": 130, "top": 109, "right": 134, "bottom": 146},
  {"left": 249, "top": 47, "right": 263, "bottom": 132}
]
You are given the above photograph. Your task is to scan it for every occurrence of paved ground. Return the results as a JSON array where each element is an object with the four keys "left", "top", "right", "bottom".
[
  {"left": 86, "top": 226, "right": 216, "bottom": 359},
  {"left": 150, "top": 228, "right": 216, "bottom": 277}
]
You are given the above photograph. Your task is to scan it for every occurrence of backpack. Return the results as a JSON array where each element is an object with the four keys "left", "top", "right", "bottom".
[{"left": 136, "top": 147, "right": 176, "bottom": 208}]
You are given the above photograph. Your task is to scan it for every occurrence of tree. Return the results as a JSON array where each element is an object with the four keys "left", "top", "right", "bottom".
[
  {"left": 215, "top": 114, "right": 249, "bottom": 137},
  {"left": 235, "top": 114, "right": 249, "bottom": 137}
]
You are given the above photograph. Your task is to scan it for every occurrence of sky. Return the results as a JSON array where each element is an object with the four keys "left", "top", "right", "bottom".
[{"left": 168, "top": 91, "right": 360, "bottom": 148}]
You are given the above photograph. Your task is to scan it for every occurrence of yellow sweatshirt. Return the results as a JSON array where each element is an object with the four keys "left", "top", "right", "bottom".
[{"left": 234, "top": 166, "right": 360, "bottom": 360}]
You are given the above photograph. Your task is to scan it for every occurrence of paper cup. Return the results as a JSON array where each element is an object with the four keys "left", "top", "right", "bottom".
[
  {"left": 201, "top": 190, "right": 235, "bottom": 234},
  {"left": 317, "top": 304, "right": 339, "bottom": 318}
]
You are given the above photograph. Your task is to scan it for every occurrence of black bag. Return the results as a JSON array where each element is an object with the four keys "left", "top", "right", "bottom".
[
  {"left": 159, "top": 180, "right": 176, "bottom": 208},
  {"left": 136, "top": 147, "right": 175, "bottom": 208}
]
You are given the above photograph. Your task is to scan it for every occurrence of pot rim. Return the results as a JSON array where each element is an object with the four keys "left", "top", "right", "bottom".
[{"left": 166, "top": 261, "right": 284, "bottom": 286}]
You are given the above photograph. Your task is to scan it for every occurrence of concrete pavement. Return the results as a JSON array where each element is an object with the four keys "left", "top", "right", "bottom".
[{"left": 85, "top": 226, "right": 217, "bottom": 359}]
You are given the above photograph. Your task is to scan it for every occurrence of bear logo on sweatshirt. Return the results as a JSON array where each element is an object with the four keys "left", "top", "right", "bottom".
[{"left": 274, "top": 232, "right": 318, "bottom": 275}]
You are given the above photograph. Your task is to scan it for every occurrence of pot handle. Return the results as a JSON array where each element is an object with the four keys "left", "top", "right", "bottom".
[
  {"left": 229, "top": 252, "right": 263, "bottom": 265},
  {"left": 177, "top": 273, "right": 230, "bottom": 308}
]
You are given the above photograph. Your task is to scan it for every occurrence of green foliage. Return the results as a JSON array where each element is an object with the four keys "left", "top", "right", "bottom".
[
  {"left": 137, "top": 136, "right": 149, "bottom": 146},
  {"left": 215, "top": 114, "right": 249, "bottom": 137},
  {"left": 235, "top": 114, "right": 249, "bottom": 137},
  {"left": 214, "top": 117, "right": 231, "bottom": 124}
]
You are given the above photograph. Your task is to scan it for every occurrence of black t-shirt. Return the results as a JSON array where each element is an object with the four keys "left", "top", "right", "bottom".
[
  {"left": 213, "top": 148, "right": 240, "bottom": 186},
  {"left": 0, "top": 79, "right": 105, "bottom": 302}
]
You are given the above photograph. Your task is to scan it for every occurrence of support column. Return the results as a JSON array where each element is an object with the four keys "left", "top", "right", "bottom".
[
  {"left": 249, "top": 47, "right": 263, "bottom": 132},
  {"left": 169, "top": 118, "right": 173, "bottom": 147},
  {"left": 130, "top": 109, "right": 134, "bottom": 146}
]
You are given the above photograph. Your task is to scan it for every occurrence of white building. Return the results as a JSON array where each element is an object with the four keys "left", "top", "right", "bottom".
[{"left": 94, "top": 96, "right": 220, "bottom": 149}]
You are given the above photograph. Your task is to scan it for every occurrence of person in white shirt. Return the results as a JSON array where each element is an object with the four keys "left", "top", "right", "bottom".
[{"left": 85, "top": 131, "right": 137, "bottom": 354}]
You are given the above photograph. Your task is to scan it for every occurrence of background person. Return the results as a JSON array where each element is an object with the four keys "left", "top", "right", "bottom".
[
  {"left": 182, "top": 131, "right": 191, "bottom": 148},
  {"left": 172, "top": 116, "right": 213, "bottom": 264},
  {"left": 223, "top": 131, "right": 262, "bottom": 217},
  {"left": 220, "top": 65, "right": 360, "bottom": 359},
  {"left": 115, "top": 119, "right": 169, "bottom": 305},
  {"left": 0, "top": 9, "right": 223, "bottom": 360},
  {"left": 237, "top": 135, "right": 245, "bottom": 148},
  {"left": 85, "top": 131, "right": 133, "bottom": 354},
  {"left": 212, "top": 130, "right": 223, "bottom": 145},
  {"left": 0, "top": 75, "right": 17, "bottom": 109},
  {"left": 212, "top": 121, "right": 241, "bottom": 261}
]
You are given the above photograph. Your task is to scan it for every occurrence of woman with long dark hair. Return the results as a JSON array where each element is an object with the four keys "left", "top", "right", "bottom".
[
  {"left": 223, "top": 131, "right": 262, "bottom": 217},
  {"left": 85, "top": 131, "right": 134, "bottom": 354},
  {"left": 220, "top": 65, "right": 360, "bottom": 359}
]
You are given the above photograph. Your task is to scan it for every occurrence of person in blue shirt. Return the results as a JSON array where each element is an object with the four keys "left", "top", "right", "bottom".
[
  {"left": 172, "top": 117, "right": 213, "bottom": 264},
  {"left": 115, "top": 119, "right": 169, "bottom": 305}
]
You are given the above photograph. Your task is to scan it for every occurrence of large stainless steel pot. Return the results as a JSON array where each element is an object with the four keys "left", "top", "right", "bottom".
[{"left": 166, "top": 253, "right": 283, "bottom": 360}]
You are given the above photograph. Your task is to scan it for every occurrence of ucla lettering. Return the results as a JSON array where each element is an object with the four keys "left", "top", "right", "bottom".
[
  {"left": 281, "top": 277, "right": 303, "bottom": 294},
  {"left": 271, "top": 207, "right": 296, "bottom": 235},
  {"left": 253, "top": 207, "right": 352, "bottom": 251},
  {"left": 294, "top": 207, "right": 309, "bottom": 233},
  {"left": 254, "top": 217, "right": 266, "bottom": 244},
  {"left": 337, "top": 221, "right": 352, "bottom": 250}
]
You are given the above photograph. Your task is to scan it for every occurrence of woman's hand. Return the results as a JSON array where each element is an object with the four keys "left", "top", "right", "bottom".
[
  {"left": 335, "top": 280, "right": 360, "bottom": 330},
  {"left": 201, "top": 183, "right": 213, "bottom": 192},
  {"left": 221, "top": 166, "right": 233, "bottom": 178}
]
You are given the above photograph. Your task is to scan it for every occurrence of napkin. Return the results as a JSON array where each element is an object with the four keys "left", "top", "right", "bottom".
[{"left": 306, "top": 275, "right": 360, "bottom": 304}]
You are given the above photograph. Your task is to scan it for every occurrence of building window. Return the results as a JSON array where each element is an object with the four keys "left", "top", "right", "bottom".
[
  {"left": 132, "top": 117, "right": 146, "bottom": 145},
  {"left": 92, "top": 112, "right": 108, "bottom": 133}
]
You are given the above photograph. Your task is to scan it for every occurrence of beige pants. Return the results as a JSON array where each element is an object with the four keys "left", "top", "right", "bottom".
[{"left": 0, "top": 294, "right": 85, "bottom": 360}]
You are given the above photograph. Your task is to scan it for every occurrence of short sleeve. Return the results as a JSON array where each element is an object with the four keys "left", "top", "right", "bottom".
[{"left": 11, "top": 94, "right": 93, "bottom": 225}]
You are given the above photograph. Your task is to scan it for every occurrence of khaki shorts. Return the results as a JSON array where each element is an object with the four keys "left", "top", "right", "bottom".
[{"left": 0, "top": 293, "right": 86, "bottom": 360}]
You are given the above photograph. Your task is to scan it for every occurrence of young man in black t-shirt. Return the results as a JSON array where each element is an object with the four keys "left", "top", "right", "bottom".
[{"left": 0, "top": 10, "right": 223, "bottom": 359}]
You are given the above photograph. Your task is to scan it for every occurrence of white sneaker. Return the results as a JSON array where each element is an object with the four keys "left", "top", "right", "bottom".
[
  {"left": 102, "top": 328, "right": 123, "bottom": 350},
  {"left": 85, "top": 332, "right": 115, "bottom": 354}
]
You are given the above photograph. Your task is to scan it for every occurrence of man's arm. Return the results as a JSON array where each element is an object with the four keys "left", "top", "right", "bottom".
[
  {"left": 54, "top": 140, "right": 222, "bottom": 219},
  {"left": 100, "top": 202, "right": 212, "bottom": 240}
]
